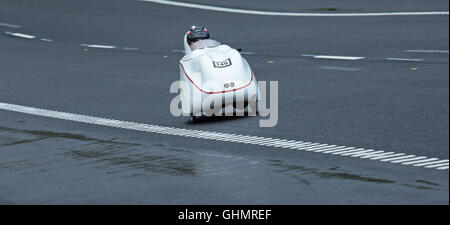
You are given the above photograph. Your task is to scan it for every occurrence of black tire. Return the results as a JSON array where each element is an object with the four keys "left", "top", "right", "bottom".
[{"left": 189, "top": 115, "right": 197, "bottom": 123}]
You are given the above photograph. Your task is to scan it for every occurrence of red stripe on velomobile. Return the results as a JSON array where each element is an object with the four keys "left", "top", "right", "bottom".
[{"left": 179, "top": 63, "right": 253, "bottom": 94}]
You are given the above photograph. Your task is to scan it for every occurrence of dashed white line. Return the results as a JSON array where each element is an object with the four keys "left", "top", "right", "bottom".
[
  {"left": 369, "top": 153, "right": 405, "bottom": 160},
  {"left": 318, "top": 66, "right": 361, "bottom": 71},
  {"left": 40, "top": 38, "right": 53, "bottom": 42},
  {"left": 425, "top": 163, "right": 450, "bottom": 168},
  {"left": 405, "top": 50, "right": 449, "bottom": 54},
  {"left": 381, "top": 155, "right": 417, "bottom": 162},
  {"left": 123, "top": 47, "right": 139, "bottom": 51},
  {"left": 140, "top": 0, "right": 449, "bottom": 17},
  {"left": 330, "top": 148, "right": 365, "bottom": 155},
  {"left": 321, "top": 147, "right": 356, "bottom": 154},
  {"left": 314, "top": 146, "right": 348, "bottom": 153},
  {"left": 0, "top": 22, "right": 21, "bottom": 28},
  {"left": 402, "top": 158, "right": 439, "bottom": 165},
  {"left": 5, "top": 31, "right": 35, "bottom": 39},
  {"left": 303, "top": 54, "right": 365, "bottom": 60},
  {"left": 350, "top": 150, "right": 385, "bottom": 158},
  {"left": 0, "top": 101, "right": 447, "bottom": 171},
  {"left": 340, "top": 149, "right": 375, "bottom": 156},
  {"left": 390, "top": 156, "right": 427, "bottom": 163},
  {"left": 386, "top": 57, "right": 424, "bottom": 62},
  {"left": 81, "top": 44, "right": 116, "bottom": 49},
  {"left": 413, "top": 160, "right": 449, "bottom": 167},
  {"left": 359, "top": 152, "right": 396, "bottom": 159}
]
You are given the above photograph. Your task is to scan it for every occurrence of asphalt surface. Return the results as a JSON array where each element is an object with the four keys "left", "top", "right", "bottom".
[{"left": 0, "top": 0, "right": 448, "bottom": 204}]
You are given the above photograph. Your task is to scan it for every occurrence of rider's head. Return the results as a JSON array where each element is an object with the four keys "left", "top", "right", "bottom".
[{"left": 187, "top": 26, "right": 210, "bottom": 45}]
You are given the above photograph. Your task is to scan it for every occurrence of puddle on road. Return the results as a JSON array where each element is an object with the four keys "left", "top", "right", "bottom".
[
  {"left": 0, "top": 126, "right": 140, "bottom": 146},
  {"left": 266, "top": 159, "right": 441, "bottom": 191},
  {"left": 0, "top": 126, "right": 196, "bottom": 177},
  {"left": 0, "top": 126, "right": 443, "bottom": 188}
]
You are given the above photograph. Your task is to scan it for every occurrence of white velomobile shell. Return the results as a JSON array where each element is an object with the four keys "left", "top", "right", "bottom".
[{"left": 179, "top": 32, "right": 259, "bottom": 116}]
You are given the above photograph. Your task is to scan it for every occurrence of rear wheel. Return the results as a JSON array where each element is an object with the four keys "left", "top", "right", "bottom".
[{"left": 248, "top": 100, "right": 259, "bottom": 115}]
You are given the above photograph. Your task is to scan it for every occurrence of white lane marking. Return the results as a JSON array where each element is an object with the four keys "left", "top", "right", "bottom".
[
  {"left": 318, "top": 66, "right": 361, "bottom": 71},
  {"left": 359, "top": 152, "right": 396, "bottom": 159},
  {"left": 413, "top": 160, "right": 449, "bottom": 167},
  {"left": 402, "top": 158, "right": 439, "bottom": 165},
  {"left": 4, "top": 31, "right": 35, "bottom": 39},
  {"left": 140, "top": 0, "right": 450, "bottom": 17},
  {"left": 381, "top": 155, "right": 417, "bottom": 162},
  {"left": 345, "top": 150, "right": 379, "bottom": 156},
  {"left": 390, "top": 156, "right": 427, "bottom": 163},
  {"left": 40, "top": 38, "right": 53, "bottom": 42},
  {"left": 350, "top": 150, "right": 385, "bottom": 158},
  {"left": 81, "top": 44, "right": 116, "bottom": 49},
  {"left": 0, "top": 101, "right": 448, "bottom": 171},
  {"left": 437, "top": 166, "right": 449, "bottom": 170},
  {"left": 123, "top": 47, "right": 139, "bottom": 51},
  {"left": 303, "top": 144, "right": 335, "bottom": 151},
  {"left": 321, "top": 147, "right": 356, "bottom": 154},
  {"left": 369, "top": 153, "right": 405, "bottom": 160},
  {"left": 425, "top": 163, "right": 450, "bottom": 168},
  {"left": 330, "top": 148, "right": 365, "bottom": 155},
  {"left": 313, "top": 146, "right": 349, "bottom": 153},
  {"left": 339, "top": 149, "right": 375, "bottom": 156},
  {"left": 303, "top": 54, "right": 365, "bottom": 60},
  {"left": 405, "top": 50, "right": 449, "bottom": 54},
  {"left": 0, "top": 23, "right": 21, "bottom": 28},
  {"left": 172, "top": 49, "right": 185, "bottom": 53},
  {"left": 386, "top": 57, "right": 424, "bottom": 62}
]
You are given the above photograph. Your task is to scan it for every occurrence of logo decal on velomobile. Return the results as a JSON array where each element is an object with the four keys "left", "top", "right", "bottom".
[{"left": 212, "top": 58, "right": 232, "bottom": 68}]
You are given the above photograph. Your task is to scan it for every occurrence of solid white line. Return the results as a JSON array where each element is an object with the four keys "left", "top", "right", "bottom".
[
  {"left": 312, "top": 55, "right": 365, "bottom": 60},
  {"left": 437, "top": 166, "right": 449, "bottom": 170},
  {"left": 0, "top": 101, "right": 447, "bottom": 171},
  {"left": 386, "top": 57, "right": 424, "bottom": 62},
  {"left": 81, "top": 44, "right": 116, "bottom": 49},
  {"left": 140, "top": 0, "right": 450, "bottom": 17},
  {"left": 405, "top": 50, "right": 449, "bottom": 54},
  {"left": 0, "top": 23, "right": 21, "bottom": 28},
  {"left": 4, "top": 31, "right": 35, "bottom": 39}
]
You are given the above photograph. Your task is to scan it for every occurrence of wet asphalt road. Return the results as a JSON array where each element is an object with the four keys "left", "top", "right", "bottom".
[{"left": 0, "top": 0, "right": 448, "bottom": 204}]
